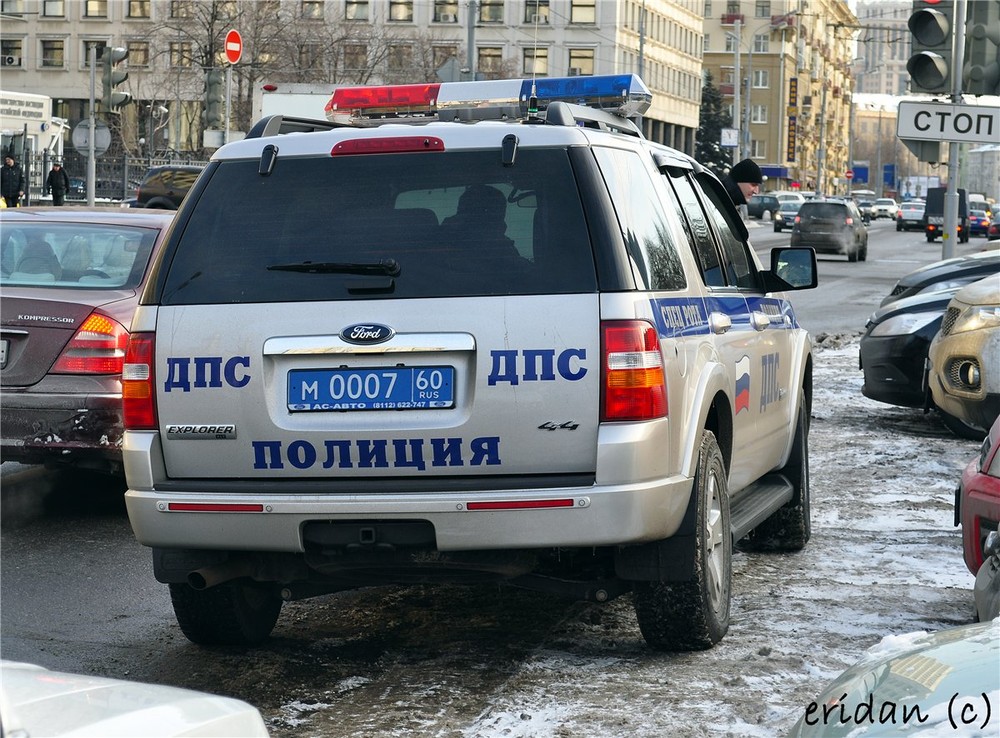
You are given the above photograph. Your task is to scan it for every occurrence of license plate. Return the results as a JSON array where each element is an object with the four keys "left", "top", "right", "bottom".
[
  {"left": 0, "top": 339, "right": 7, "bottom": 369},
  {"left": 288, "top": 366, "right": 454, "bottom": 411}
]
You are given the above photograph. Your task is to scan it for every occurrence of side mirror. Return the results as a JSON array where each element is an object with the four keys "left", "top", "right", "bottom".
[{"left": 763, "top": 247, "right": 818, "bottom": 291}]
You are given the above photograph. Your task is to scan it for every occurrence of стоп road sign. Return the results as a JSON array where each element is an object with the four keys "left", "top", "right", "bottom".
[
  {"left": 225, "top": 29, "right": 242, "bottom": 65},
  {"left": 896, "top": 100, "right": 999, "bottom": 145}
]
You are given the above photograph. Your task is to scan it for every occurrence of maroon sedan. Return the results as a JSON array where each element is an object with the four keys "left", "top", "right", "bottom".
[{"left": 1, "top": 208, "right": 175, "bottom": 475}]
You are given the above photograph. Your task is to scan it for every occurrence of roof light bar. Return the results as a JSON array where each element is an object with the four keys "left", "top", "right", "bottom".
[{"left": 324, "top": 74, "right": 652, "bottom": 124}]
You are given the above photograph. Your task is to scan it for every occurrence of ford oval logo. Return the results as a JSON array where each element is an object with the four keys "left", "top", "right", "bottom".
[{"left": 341, "top": 323, "right": 395, "bottom": 345}]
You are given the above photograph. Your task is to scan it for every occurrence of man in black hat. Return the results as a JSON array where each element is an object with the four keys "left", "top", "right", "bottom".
[
  {"left": 1, "top": 154, "right": 25, "bottom": 208},
  {"left": 723, "top": 158, "right": 764, "bottom": 207},
  {"left": 45, "top": 161, "right": 71, "bottom": 206}
]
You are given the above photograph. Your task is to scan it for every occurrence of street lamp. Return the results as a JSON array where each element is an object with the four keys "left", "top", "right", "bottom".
[{"left": 145, "top": 104, "right": 169, "bottom": 166}]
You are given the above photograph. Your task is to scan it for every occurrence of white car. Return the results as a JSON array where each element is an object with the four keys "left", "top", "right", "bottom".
[
  {"left": 0, "top": 661, "right": 270, "bottom": 737},
  {"left": 873, "top": 197, "right": 899, "bottom": 219}
]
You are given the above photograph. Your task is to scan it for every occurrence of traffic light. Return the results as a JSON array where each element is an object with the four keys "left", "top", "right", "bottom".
[
  {"left": 100, "top": 46, "right": 133, "bottom": 111},
  {"left": 203, "top": 68, "right": 225, "bottom": 129},
  {"left": 906, "top": 0, "right": 955, "bottom": 94},
  {"left": 963, "top": 0, "right": 1000, "bottom": 95}
]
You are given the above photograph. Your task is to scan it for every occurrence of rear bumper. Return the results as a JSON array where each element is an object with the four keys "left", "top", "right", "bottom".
[{"left": 0, "top": 386, "right": 123, "bottom": 469}]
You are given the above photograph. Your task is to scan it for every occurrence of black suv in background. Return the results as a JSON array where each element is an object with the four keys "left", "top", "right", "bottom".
[
  {"left": 135, "top": 165, "right": 203, "bottom": 210},
  {"left": 790, "top": 199, "right": 869, "bottom": 262}
]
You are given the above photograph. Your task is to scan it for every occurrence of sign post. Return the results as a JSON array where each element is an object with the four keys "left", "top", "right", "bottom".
[{"left": 224, "top": 30, "right": 242, "bottom": 144}]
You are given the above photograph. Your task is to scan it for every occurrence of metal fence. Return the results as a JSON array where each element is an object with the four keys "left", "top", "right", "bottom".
[{"left": 20, "top": 150, "right": 208, "bottom": 205}]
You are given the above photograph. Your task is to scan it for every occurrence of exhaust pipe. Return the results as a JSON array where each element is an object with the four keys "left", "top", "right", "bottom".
[{"left": 187, "top": 558, "right": 256, "bottom": 590}]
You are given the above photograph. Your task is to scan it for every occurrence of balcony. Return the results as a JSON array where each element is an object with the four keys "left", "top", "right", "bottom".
[
  {"left": 721, "top": 13, "right": 745, "bottom": 25},
  {"left": 719, "top": 84, "right": 735, "bottom": 95}
]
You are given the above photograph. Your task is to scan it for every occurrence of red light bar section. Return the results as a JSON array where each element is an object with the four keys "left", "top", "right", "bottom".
[
  {"left": 329, "top": 83, "right": 440, "bottom": 111},
  {"left": 331, "top": 136, "right": 445, "bottom": 155},
  {"left": 167, "top": 502, "right": 265, "bottom": 513},
  {"left": 467, "top": 499, "right": 575, "bottom": 511}
]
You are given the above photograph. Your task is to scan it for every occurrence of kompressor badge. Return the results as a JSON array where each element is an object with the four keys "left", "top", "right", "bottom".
[{"left": 340, "top": 323, "right": 395, "bottom": 345}]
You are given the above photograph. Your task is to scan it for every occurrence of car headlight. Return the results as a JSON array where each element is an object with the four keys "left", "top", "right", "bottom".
[
  {"left": 869, "top": 311, "right": 941, "bottom": 337},
  {"left": 918, "top": 278, "right": 977, "bottom": 295},
  {"left": 948, "top": 306, "right": 1000, "bottom": 334}
]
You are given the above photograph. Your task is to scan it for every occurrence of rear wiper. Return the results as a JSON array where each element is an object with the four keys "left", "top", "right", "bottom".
[{"left": 266, "top": 258, "right": 401, "bottom": 277}]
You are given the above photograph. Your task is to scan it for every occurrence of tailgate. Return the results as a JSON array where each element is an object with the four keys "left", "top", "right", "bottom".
[
  {"left": 1, "top": 296, "right": 97, "bottom": 385},
  {"left": 155, "top": 296, "right": 601, "bottom": 479}
]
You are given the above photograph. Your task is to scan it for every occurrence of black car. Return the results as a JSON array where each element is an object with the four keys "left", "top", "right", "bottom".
[
  {"left": 135, "top": 165, "right": 203, "bottom": 210},
  {"left": 880, "top": 250, "right": 1000, "bottom": 307},
  {"left": 747, "top": 193, "right": 780, "bottom": 219},
  {"left": 790, "top": 199, "right": 869, "bottom": 262}
]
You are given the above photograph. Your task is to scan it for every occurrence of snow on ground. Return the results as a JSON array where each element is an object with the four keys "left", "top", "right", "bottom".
[{"left": 266, "top": 338, "right": 990, "bottom": 738}]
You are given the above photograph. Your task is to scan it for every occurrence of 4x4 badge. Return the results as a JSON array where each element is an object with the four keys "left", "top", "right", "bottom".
[{"left": 341, "top": 323, "right": 395, "bottom": 345}]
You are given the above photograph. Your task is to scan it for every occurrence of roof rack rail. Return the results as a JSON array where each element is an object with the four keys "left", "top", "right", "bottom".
[
  {"left": 246, "top": 114, "right": 346, "bottom": 139},
  {"left": 544, "top": 102, "right": 642, "bottom": 137}
]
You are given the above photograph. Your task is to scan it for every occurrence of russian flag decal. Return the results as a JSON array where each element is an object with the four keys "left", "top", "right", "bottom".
[{"left": 735, "top": 355, "right": 751, "bottom": 415}]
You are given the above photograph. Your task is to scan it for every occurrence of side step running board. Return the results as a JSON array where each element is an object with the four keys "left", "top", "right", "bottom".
[{"left": 730, "top": 474, "right": 794, "bottom": 541}]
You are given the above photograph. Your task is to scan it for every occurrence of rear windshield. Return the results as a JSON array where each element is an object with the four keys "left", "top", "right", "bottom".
[
  {"left": 160, "top": 148, "right": 598, "bottom": 304},
  {"left": 0, "top": 222, "right": 157, "bottom": 289},
  {"left": 799, "top": 203, "right": 848, "bottom": 218}
]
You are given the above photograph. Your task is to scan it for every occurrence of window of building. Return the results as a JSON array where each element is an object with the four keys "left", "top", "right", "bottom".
[
  {"left": 127, "top": 40, "right": 150, "bottom": 67},
  {"left": 41, "top": 0, "right": 64, "bottom": 17},
  {"left": 753, "top": 34, "right": 769, "bottom": 53},
  {"left": 724, "top": 35, "right": 736, "bottom": 53},
  {"left": 704, "top": 1, "right": 712, "bottom": 17},
  {"left": 1, "top": 39, "right": 23, "bottom": 66},
  {"left": 170, "top": 1, "right": 192, "bottom": 18},
  {"left": 752, "top": 69, "right": 768, "bottom": 87},
  {"left": 85, "top": 0, "right": 108, "bottom": 17},
  {"left": 754, "top": 0, "right": 770, "bottom": 17},
  {"left": 721, "top": 68, "right": 734, "bottom": 85},
  {"left": 299, "top": 43, "right": 322, "bottom": 69},
  {"left": 570, "top": 0, "right": 595, "bottom": 24},
  {"left": 725, "top": 1, "right": 739, "bottom": 14},
  {"left": 433, "top": 45, "right": 458, "bottom": 68},
  {"left": 217, "top": 1, "right": 237, "bottom": 18},
  {"left": 301, "top": 0, "right": 323, "bottom": 18},
  {"left": 477, "top": 46, "right": 503, "bottom": 77},
  {"left": 568, "top": 48, "right": 594, "bottom": 76},
  {"left": 525, "top": 0, "right": 549, "bottom": 23},
  {"left": 751, "top": 104, "right": 767, "bottom": 123},
  {"left": 170, "top": 41, "right": 193, "bottom": 67},
  {"left": 1, "top": 0, "right": 24, "bottom": 12},
  {"left": 523, "top": 47, "right": 548, "bottom": 76},
  {"left": 388, "top": 44, "right": 412, "bottom": 70},
  {"left": 479, "top": 0, "right": 503, "bottom": 23},
  {"left": 434, "top": 1, "right": 458, "bottom": 21},
  {"left": 344, "top": 44, "right": 367, "bottom": 71},
  {"left": 703, "top": 33, "right": 710, "bottom": 52},
  {"left": 388, "top": 0, "right": 413, "bottom": 21},
  {"left": 40, "top": 39, "right": 64, "bottom": 68},
  {"left": 82, "top": 39, "right": 106, "bottom": 67},
  {"left": 128, "top": 0, "right": 150, "bottom": 18},
  {"left": 345, "top": 0, "right": 368, "bottom": 20},
  {"left": 751, "top": 140, "right": 766, "bottom": 158}
]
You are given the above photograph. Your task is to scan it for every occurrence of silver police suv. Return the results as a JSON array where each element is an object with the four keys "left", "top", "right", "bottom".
[{"left": 122, "top": 76, "right": 818, "bottom": 651}]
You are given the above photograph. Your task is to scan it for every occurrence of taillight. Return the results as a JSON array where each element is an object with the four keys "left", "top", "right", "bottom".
[
  {"left": 845, "top": 217, "right": 854, "bottom": 225},
  {"left": 51, "top": 312, "right": 128, "bottom": 374},
  {"left": 123, "top": 332, "right": 157, "bottom": 430},
  {"left": 601, "top": 320, "right": 667, "bottom": 421}
]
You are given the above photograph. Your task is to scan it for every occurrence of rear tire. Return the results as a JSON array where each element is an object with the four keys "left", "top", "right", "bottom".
[
  {"left": 169, "top": 580, "right": 283, "bottom": 645},
  {"left": 742, "top": 400, "right": 811, "bottom": 551},
  {"left": 847, "top": 249, "right": 858, "bottom": 263},
  {"left": 634, "top": 430, "right": 731, "bottom": 651}
]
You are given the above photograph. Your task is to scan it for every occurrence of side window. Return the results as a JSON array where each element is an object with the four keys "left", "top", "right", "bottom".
[
  {"left": 695, "top": 172, "right": 761, "bottom": 291},
  {"left": 663, "top": 170, "right": 725, "bottom": 287},
  {"left": 593, "top": 147, "right": 686, "bottom": 291}
]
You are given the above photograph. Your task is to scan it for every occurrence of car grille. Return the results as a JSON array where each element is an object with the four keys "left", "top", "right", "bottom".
[{"left": 940, "top": 307, "right": 961, "bottom": 335}]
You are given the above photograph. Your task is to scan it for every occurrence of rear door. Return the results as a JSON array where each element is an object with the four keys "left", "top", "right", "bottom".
[{"left": 151, "top": 147, "right": 603, "bottom": 482}]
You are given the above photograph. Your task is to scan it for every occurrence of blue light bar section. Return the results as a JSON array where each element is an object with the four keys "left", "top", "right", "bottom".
[{"left": 520, "top": 75, "right": 652, "bottom": 117}]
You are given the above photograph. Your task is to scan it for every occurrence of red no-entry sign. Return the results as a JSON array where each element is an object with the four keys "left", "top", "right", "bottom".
[
  {"left": 845, "top": 169, "right": 854, "bottom": 178},
  {"left": 225, "top": 29, "right": 243, "bottom": 65}
]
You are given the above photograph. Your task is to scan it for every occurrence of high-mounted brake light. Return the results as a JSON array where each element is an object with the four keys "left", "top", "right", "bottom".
[
  {"left": 601, "top": 320, "right": 667, "bottom": 422},
  {"left": 122, "top": 332, "right": 157, "bottom": 430},
  {"left": 51, "top": 312, "right": 129, "bottom": 374},
  {"left": 325, "top": 74, "right": 652, "bottom": 124}
]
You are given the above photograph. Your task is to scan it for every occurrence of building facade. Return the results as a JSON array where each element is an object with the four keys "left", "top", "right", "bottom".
[
  {"left": 702, "top": 0, "right": 857, "bottom": 195},
  {"left": 0, "top": 0, "right": 704, "bottom": 160},
  {"left": 852, "top": 0, "right": 910, "bottom": 96}
]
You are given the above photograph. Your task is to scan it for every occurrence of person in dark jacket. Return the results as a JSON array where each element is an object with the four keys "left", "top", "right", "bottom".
[
  {"left": 723, "top": 158, "right": 764, "bottom": 207},
  {"left": 45, "top": 162, "right": 71, "bottom": 206},
  {"left": 1, "top": 154, "right": 25, "bottom": 208}
]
